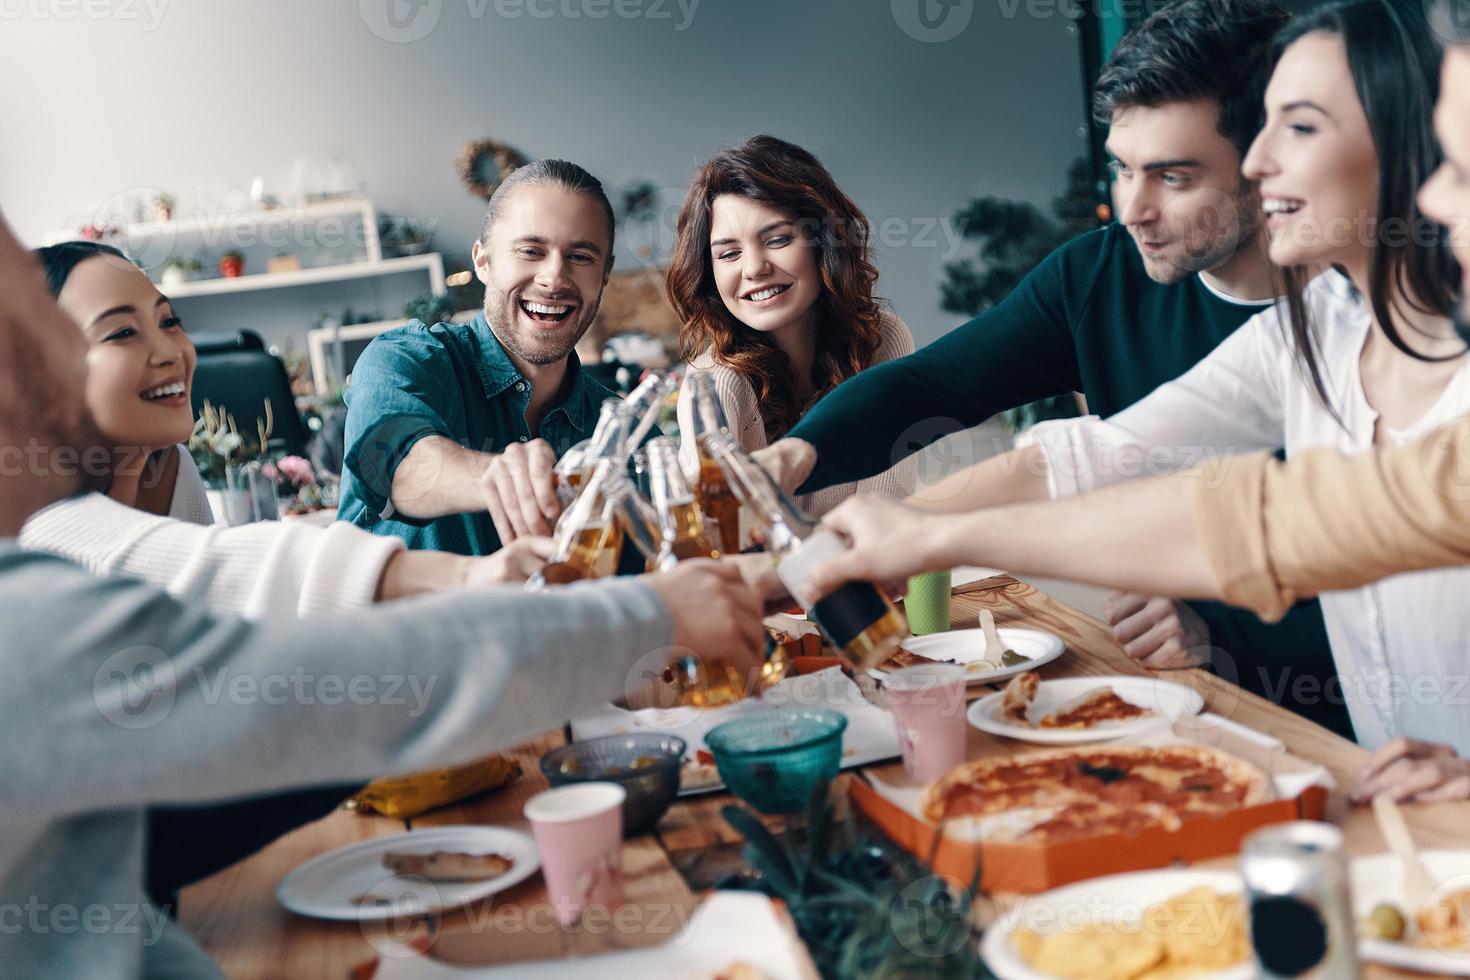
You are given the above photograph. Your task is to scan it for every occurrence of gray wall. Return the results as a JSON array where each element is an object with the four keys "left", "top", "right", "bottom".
[{"left": 0, "top": 0, "right": 1087, "bottom": 348}]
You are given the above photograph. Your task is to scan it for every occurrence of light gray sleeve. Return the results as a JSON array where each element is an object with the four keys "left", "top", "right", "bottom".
[{"left": 0, "top": 547, "right": 672, "bottom": 816}]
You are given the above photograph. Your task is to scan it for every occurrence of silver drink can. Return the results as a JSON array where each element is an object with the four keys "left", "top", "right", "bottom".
[{"left": 1240, "top": 821, "right": 1360, "bottom": 978}]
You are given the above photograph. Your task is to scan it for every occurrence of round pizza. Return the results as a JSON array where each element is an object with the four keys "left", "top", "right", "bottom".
[{"left": 921, "top": 744, "right": 1273, "bottom": 843}]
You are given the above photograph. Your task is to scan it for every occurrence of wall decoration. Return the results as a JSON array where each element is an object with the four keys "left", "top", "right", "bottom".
[{"left": 454, "top": 139, "right": 527, "bottom": 201}]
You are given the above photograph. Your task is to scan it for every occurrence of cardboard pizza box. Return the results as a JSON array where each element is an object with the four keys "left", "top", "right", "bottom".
[{"left": 849, "top": 722, "right": 1333, "bottom": 895}]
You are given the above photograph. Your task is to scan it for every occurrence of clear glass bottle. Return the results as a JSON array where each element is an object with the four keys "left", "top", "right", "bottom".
[
  {"left": 684, "top": 372, "right": 743, "bottom": 556},
  {"left": 527, "top": 457, "right": 623, "bottom": 589},
  {"left": 603, "top": 468, "right": 788, "bottom": 705},
  {"left": 646, "top": 436, "right": 720, "bottom": 563},
  {"left": 621, "top": 369, "right": 678, "bottom": 458},
  {"left": 707, "top": 432, "right": 908, "bottom": 668}
]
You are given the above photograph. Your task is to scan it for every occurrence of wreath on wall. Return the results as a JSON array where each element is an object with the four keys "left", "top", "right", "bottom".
[{"left": 454, "top": 139, "right": 528, "bottom": 201}]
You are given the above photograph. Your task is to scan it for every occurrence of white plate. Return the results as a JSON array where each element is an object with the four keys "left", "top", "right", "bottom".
[
  {"left": 1352, "top": 849, "right": 1470, "bottom": 973},
  {"left": 982, "top": 868, "right": 1251, "bottom": 980},
  {"left": 968, "top": 675, "right": 1204, "bottom": 744},
  {"left": 277, "top": 825, "right": 539, "bottom": 921},
  {"left": 867, "top": 628, "right": 1065, "bottom": 686}
]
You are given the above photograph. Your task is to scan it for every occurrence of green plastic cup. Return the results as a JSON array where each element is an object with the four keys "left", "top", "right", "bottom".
[{"left": 904, "top": 570, "right": 952, "bottom": 635}]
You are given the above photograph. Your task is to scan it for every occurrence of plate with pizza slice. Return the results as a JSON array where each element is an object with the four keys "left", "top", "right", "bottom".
[
  {"left": 868, "top": 628, "right": 1065, "bottom": 686},
  {"left": 277, "top": 825, "right": 539, "bottom": 921},
  {"left": 968, "top": 673, "right": 1205, "bottom": 744}
]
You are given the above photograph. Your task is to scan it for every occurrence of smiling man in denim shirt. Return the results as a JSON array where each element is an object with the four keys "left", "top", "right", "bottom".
[{"left": 339, "top": 160, "right": 623, "bottom": 556}]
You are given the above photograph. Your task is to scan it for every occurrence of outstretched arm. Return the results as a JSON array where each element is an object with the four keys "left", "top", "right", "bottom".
[{"left": 801, "top": 469, "right": 1215, "bottom": 606}]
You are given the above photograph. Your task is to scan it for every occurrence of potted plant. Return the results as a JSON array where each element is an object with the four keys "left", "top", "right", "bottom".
[
  {"left": 265, "top": 454, "right": 333, "bottom": 517},
  {"left": 190, "top": 400, "right": 279, "bottom": 524},
  {"left": 403, "top": 292, "right": 454, "bottom": 325},
  {"left": 151, "top": 192, "right": 176, "bottom": 223},
  {"left": 159, "top": 256, "right": 202, "bottom": 287},
  {"left": 379, "top": 215, "right": 433, "bottom": 257},
  {"left": 219, "top": 250, "right": 245, "bottom": 278}
]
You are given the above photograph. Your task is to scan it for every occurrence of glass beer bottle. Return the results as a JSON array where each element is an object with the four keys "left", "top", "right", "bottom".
[
  {"left": 527, "top": 458, "right": 623, "bottom": 589},
  {"left": 621, "top": 369, "right": 679, "bottom": 457},
  {"left": 684, "top": 372, "right": 743, "bottom": 556},
  {"left": 707, "top": 432, "right": 908, "bottom": 669},
  {"left": 553, "top": 398, "right": 632, "bottom": 507},
  {"left": 603, "top": 470, "right": 788, "bottom": 705},
  {"left": 646, "top": 436, "right": 720, "bottom": 563}
]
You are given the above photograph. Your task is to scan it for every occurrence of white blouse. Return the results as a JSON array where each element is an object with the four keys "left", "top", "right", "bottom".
[
  {"left": 19, "top": 446, "right": 404, "bottom": 619},
  {"left": 1019, "top": 271, "right": 1470, "bottom": 752}
]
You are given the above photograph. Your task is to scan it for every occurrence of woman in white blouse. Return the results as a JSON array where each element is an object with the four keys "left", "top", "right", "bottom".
[
  {"left": 22, "top": 242, "right": 551, "bottom": 618},
  {"left": 667, "top": 135, "right": 915, "bottom": 517},
  {"left": 820, "top": 3, "right": 1468, "bottom": 778}
]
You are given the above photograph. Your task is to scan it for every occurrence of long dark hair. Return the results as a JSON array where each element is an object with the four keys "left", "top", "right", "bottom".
[
  {"left": 667, "top": 135, "right": 885, "bottom": 442},
  {"left": 33, "top": 241, "right": 134, "bottom": 297},
  {"left": 1273, "top": 0, "right": 1461, "bottom": 411}
]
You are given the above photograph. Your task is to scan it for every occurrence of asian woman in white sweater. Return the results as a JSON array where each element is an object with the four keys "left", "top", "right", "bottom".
[
  {"left": 668, "top": 136, "right": 915, "bottom": 517},
  {"left": 21, "top": 242, "right": 553, "bottom": 618},
  {"left": 20, "top": 241, "right": 559, "bottom": 910}
]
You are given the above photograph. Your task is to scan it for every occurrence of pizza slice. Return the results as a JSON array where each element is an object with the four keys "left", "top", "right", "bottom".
[
  {"left": 1038, "top": 686, "right": 1153, "bottom": 729},
  {"left": 879, "top": 646, "right": 955, "bottom": 671},
  {"left": 1001, "top": 671, "right": 1040, "bottom": 725},
  {"left": 382, "top": 850, "right": 514, "bottom": 882}
]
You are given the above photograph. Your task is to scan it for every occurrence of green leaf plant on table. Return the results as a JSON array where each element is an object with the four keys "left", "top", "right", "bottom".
[{"left": 719, "top": 784, "right": 993, "bottom": 979}]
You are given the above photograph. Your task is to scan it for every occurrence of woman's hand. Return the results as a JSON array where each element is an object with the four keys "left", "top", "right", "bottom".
[
  {"left": 802, "top": 495, "right": 952, "bottom": 603},
  {"left": 752, "top": 438, "right": 817, "bottom": 495},
  {"left": 462, "top": 536, "right": 556, "bottom": 588},
  {"left": 1352, "top": 737, "right": 1470, "bottom": 804}
]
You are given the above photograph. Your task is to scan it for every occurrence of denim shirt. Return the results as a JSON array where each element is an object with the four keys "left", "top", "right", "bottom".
[{"left": 337, "top": 313, "right": 613, "bottom": 556}]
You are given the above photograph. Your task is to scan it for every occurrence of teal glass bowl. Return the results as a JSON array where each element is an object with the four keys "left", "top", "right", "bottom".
[{"left": 705, "top": 709, "right": 848, "bottom": 814}]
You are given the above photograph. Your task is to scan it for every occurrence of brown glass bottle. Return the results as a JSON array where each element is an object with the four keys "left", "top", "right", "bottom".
[
  {"left": 528, "top": 458, "right": 623, "bottom": 590},
  {"left": 684, "top": 372, "right": 743, "bottom": 556},
  {"left": 707, "top": 433, "right": 907, "bottom": 669}
]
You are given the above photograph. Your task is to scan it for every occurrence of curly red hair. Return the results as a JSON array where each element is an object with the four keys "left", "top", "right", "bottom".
[{"left": 667, "top": 135, "right": 885, "bottom": 442}]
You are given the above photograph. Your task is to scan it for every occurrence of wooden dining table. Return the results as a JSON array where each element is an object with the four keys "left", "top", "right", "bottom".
[{"left": 180, "top": 576, "right": 1470, "bottom": 977}]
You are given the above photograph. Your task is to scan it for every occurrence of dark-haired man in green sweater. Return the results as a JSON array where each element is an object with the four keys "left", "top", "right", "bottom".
[{"left": 758, "top": 0, "right": 1355, "bottom": 738}]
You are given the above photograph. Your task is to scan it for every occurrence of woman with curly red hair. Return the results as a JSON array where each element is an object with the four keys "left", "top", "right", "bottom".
[{"left": 668, "top": 135, "right": 915, "bottom": 515}]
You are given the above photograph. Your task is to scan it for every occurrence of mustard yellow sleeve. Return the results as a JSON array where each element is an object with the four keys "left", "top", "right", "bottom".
[{"left": 1192, "top": 420, "right": 1470, "bottom": 622}]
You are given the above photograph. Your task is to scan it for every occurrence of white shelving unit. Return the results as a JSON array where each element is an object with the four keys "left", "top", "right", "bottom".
[
  {"left": 42, "top": 197, "right": 445, "bottom": 303},
  {"left": 163, "top": 253, "right": 444, "bottom": 299}
]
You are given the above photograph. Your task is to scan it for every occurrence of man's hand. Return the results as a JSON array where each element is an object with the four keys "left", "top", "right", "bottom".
[
  {"left": 479, "top": 439, "right": 561, "bottom": 543},
  {"left": 462, "top": 537, "right": 556, "bottom": 589},
  {"left": 1105, "top": 593, "right": 1210, "bottom": 670},
  {"left": 725, "top": 551, "right": 785, "bottom": 602},
  {"left": 803, "top": 495, "right": 950, "bottom": 603},
  {"left": 643, "top": 560, "right": 765, "bottom": 677},
  {"left": 1352, "top": 737, "right": 1470, "bottom": 804},
  {"left": 753, "top": 438, "right": 817, "bottom": 495}
]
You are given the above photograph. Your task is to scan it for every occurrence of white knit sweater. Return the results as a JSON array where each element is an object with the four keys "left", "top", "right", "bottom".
[
  {"left": 19, "top": 446, "right": 403, "bottom": 619},
  {"left": 678, "top": 311, "right": 918, "bottom": 516}
]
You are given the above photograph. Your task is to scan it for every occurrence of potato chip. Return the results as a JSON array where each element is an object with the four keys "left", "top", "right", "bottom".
[{"left": 1014, "top": 887, "right": 1249, "bottom": 979}]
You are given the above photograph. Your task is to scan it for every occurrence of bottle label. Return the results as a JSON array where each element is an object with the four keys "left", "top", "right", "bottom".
[
  {"left": 773, "top": 528, "right": 845, "bottom": 600},
  {"left": 811, "top": 583, "right": 890, "bottom": 649},
  {"left": 774, "top": 529, "right": 886, "bottom": 648}
]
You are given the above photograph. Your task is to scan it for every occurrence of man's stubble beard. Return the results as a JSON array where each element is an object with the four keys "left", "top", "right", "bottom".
[
  {"left": 482, "top": 282, "right": 604, "bottom": 367},
  {"left": 1142, "top": 182, "right": 1263, "bottom": 286}
]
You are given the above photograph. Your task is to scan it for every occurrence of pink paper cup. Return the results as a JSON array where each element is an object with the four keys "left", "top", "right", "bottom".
[
  {"left": 523, "top": 782, "right": 626, "bottom": 926},
  {"left": 883, "top": 664, "right": 969, "bottom": 785}
]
